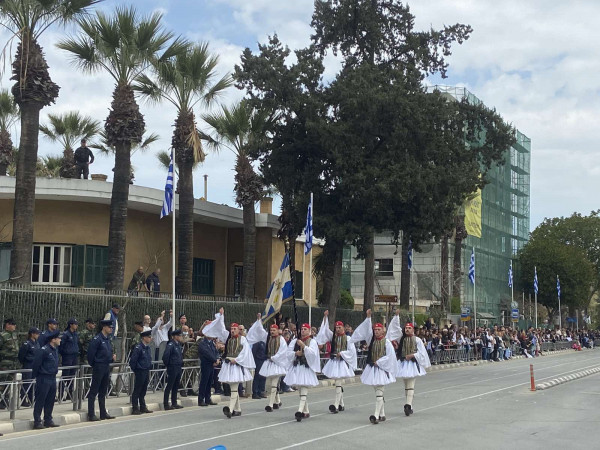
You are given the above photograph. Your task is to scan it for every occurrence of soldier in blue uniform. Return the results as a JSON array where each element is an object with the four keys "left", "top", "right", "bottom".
[
  {"left": 129, "top": 330, "right": 153, "bottom": 415},
  {"left": 162, "top": 328, "right": 184, "bottom": 410},
  {"left": 38, "top": 318, "right": 59, "bottom": 348},
  {"left": 59, "top": 318, "right": 79, "bottom": 399},
  {"left": 18, "top": 327, "right": 40, "bottom": 406},
  {"left": 198, "top": 324, "right": 220, "bottom": 407},
  {"left": 31, "top": 330, "right": 61, "bottom": 429},
  {"left": 87, "top": 319, "right": 116, "bottom": 421}
]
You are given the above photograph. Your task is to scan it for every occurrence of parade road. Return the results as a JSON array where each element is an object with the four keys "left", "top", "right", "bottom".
[{"left": 2, "top": 350, "right": 599, "bottom": 450}]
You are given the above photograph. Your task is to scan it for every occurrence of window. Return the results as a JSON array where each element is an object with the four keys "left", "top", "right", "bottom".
[
  {"left": 31, "top": 245, "right": 72, "bottom": 285},
  {"left": 375, "top": 259, "right": 394, "bottom": 277},
  {"left": 192, "top": 258, "right": 215, "bottom": 295},
  {"left": 233, "top": 265, "right": 243, "bottom": 296},
  {"left": 294, "top": 270, "right": 303, "bottom": 299}
]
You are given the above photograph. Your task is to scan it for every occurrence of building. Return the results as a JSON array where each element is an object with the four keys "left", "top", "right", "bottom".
[
  {"left": 342, "top": 86, "right": 531, "bottom": 324},
  {"left": 0, "top": 177, "right": 316, "bottom": 301}
]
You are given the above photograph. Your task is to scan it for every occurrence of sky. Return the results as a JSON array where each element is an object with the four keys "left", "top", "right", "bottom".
[{"left": 1, "top": 0, "right": 599, "bottom": 230}]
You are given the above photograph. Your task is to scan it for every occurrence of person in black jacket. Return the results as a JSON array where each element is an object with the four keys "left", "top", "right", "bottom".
[
  {"left": 87, "top": 319, "right": 115, "bottom": 421},
  {"left": 18, "top": 327, "right": 40, "bottom": 406},
  {"left": 129, "top": 330, "right": 153, "bottom": 414},
  {"left": 198, "top": 324, "right": 220, "bottom": 407},
  {"left": 251, "top": 339, "right": 267, "bottom": 399},
  {"left": 74, "top": 139, "right": 94, "bottom": 179},
  {"left": 146, "top": 269, "right": 161, "bottom": 296},
  {"left": 162, "top": 328, "right": 184, "bottom": 410},
  {"left": 31, "top": 330, "right": 61, "bottom": 429},
  {"left": 59, "top": 318, "right": 79, "bottom": 400}
]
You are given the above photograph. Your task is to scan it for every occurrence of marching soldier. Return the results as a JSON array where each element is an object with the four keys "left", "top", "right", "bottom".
[
  {"left": 129, "top": 330, "right": 153, "bottom": 415},
  {"left": 18, "top": 327, "right": 40, "bottom": 406},
  {"left": 162, "top": 328, "right": 184, "bottom": 410},
  {"left": 31, "top": 330, "right": 61, "bottom": 429},
  {"left": 0, "top": 318, "right": 20, "bottom": 410},
  {"left": 87, "top": 319, "right": 116, "bottom": 421},
  {"left": 79, "top": 318, "right": 96, "bottom": 364}
]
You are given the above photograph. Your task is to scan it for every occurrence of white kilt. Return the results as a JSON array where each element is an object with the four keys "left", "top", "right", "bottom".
[
  {"left": 322, "top": 358, "right": 355, "bottom": 379},
  {"left": 259, "top": 360, "right": 287, "bottom": 378},
  {"left": 283, "top": 364, "right": 319, "bottom": 387},
  {"left": 218, "top": 362, "right": 254, "bottom": 383},
  {"left": 360, "top": 364, "right": 396, "bottom": 386},
  {"left": 396, "top": 360, "right": 427, "bottom": 378}
]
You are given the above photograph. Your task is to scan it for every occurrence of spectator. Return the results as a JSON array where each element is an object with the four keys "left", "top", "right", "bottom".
[
  {"left": 104, "top": 304, "right": 120, "bottom": 339},
  {"left": 251, "top": 338, "right": 267, "bottom": 399},
  {"left": 128, "top": 267, "right": 147, "bottom": 296},
  {"left": 151, "top": 310, "right": 173, "bottom": 362},
  {"left": 146, "top": 268, "right": 161, "bottom": 296},
  {"left": 142, "top": 315, "right": 151, "bottom": 332},
  {"left": 74, "top": 138, "right": 94, "bottom": 180}
]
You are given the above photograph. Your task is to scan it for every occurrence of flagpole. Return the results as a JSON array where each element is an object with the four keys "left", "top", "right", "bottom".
[
  {"left": 510, "top": 262, "right": 514, "bottom": 307},
  {"left": 308, "top": 192, "right": 313, "bottom": 326},
  {"left": 172, "top": 157, "right": 176, "bottom": 331},
  {"left": 535, "top": 290, "right": 538, "bottom": 329},
  {"left": 557, "top": 275, "right": 561, "bottom": 330},
  {"left": 472, "top": 247, "right": 477, "bottom": 330},
  {"left": 534, "top": 266, "right": 538, "bottom": 329}
]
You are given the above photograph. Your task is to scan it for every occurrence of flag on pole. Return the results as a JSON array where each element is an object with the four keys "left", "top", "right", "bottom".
[
  {"left": 468, "top": 248, "right": 475, "bottom": 285},
  {"left": 557, "top": 275, "right": 561, "bottom": 299},
  {"left": 160, "top": 150, "right": 174, "bottom": 218},
  {"left": 407, "top": 239, "right": 413, "bottom": 270},
  {"left": 534, "top": 267, "right": 538, "bottom": 294},
  {"left": 262, "top": 253, "right": 294, "bottom": 324},
  {"left": 508, "top": 261, "right": 513, "bottom": 288},
  {"left": 304, "top": 196, "right": 313, "bottom": 255}
]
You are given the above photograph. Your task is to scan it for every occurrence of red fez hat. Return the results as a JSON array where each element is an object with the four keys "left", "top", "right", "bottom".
[
  {"left": 302, "top": 323, "right": 311, "bottom": 329},
  {"left": 270, "top": 324, "right": 279, "bottom": 330},
  {"left": 405, "top": 322, "right": 414, "bottom": 329},
  {"left": 374, "top": 323, "right": 384, "bottom": 329},
  {"left": 231, "top": 322, "right": 239, "bottom": 328},
  {"left": 335, "top": 321, "right": 344, "bottom": 327}
]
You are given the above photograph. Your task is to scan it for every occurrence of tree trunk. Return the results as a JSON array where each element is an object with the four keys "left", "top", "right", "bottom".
[
  {"left": 328, "top": 241, "right": 343, "bottom": 323},
  {"left": 400, "top": 233, "right": 410, "bottom": 308},
  {"left": 241, "top": 200, "right": 256, "bottom": 300},
  {"left": 105, "top": 141, "right": 131, "bottom": 291},
  {"left": 453, "top": 215, "right": 467, "bottom": 302},
  {"left": 363, "top": 232, "right": 375, "bottom": 313},
  {"left": 177, "top": 159, "right": 194, "bottom": 297},
  {"left": 441, "top": 235, "right": 449, "bottom": 312},
  {"left": 9, "top": 102, "right": 41, "bottom": 283},
  {"left": 0, "top": 163, "right": 7, "bottom": 176}
]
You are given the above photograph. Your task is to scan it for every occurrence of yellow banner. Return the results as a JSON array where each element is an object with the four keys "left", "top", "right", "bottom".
[{"left": 464, "top": 188, "right": 482, "bottom": 238}]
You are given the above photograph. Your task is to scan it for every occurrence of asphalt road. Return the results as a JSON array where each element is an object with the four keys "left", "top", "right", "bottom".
[{"left": 2, "top": 350, "right": 600, "bottom": 450}]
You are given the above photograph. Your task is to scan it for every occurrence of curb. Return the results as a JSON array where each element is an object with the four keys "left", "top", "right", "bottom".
[{"left": 535, "top": 365, "right": 600, "bottom": 390}]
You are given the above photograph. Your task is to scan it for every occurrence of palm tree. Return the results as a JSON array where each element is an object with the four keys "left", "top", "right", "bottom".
[
  {"left": 1, "top": 0, "right": 99, "bottom": 283},
  {"left": 58, "top": 6, "right": 185, "bottom": 291},
  {"left": 40, "top": 111, "right": 101, "bottom": 178},
  {"left": 203, "top": 101, "right": 272, "bottom": 301},
  {"left": 0, "top": 89, "right": 18, "bottom": 176},
  {"left": 135, "top": 43, "right": 231, "bottom": 296}
]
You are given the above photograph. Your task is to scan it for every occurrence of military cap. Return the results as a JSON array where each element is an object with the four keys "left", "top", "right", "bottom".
[
  {"left": 112, "top": 303, "right": 121, "bottom": 310},
  {"left": 47, "top": 330, "right": 60, "bottom": 340},
  {"left": 67, "top": 318, "right": 78, "bottom": 326},
  {"left": 179, "top": 314, "right": 186, "bottom": 320},
  {"left": 29, "top": 327, "right": 41, "bottom": 334},
  {"left": 170, "top": 329, "right": 182, "bottom": 336},
  {"left": 4, "top": 318, "right": 16, "bottom": 325},
  {"left": 140, "top": 330, "right": 152, "bottom": 338},
  {"left": 46, "top": 318, "right": 58, "bottom": 325},
  {"left": 85, "top": 318, "right": 96, "bottom": 324},
  {"left": 99, "top": 319, "right": 113, "bottom": 327},
  {"left": 134, "top": 321, "right": 144, "bottom": 327}
]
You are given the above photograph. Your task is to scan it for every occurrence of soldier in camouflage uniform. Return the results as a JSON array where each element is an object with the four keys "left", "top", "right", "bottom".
[
  {"left": 0, "top": 318, "right": 20, "bottom": 409},
  {"left": 129, "top": 322, "right": 144, "bottom": 358},
  {"left": 79, "top": 318, "right": 96, "bottom": 365},
  {"left": 182, "top": 326, "right": 199, "bottom": 396}
]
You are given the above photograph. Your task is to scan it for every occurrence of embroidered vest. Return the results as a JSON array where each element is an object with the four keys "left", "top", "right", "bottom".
[
  {"left": 294, "top": 337, "right": 312, "bottom": 368},
  {"left": 226, "top": 335, "right": 242, "bottom": 358},
  {"left": 368, "top": 338, "right": 386, "bottom": 365},
  {"left": 330, "top": 334, "right": 348, "bottom": 359},
  {"left": 268, "top": 336, "right": 280, "bottom": 358}
]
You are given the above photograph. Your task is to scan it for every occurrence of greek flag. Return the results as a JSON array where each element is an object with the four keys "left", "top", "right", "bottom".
[
  {"left": 508, "top": 261, "right": 513, "bottom": 288},
  {"left": 468, "top": 248, "right": 475, "bottom": 285},
  {"left": 407, "top": 239, "right": 413, "bottom": 270},
  {"left": 160, "top": 150, "right": 174, "bottom": 218},
  {"left": 534, "top": 267, "right": 538, "bottom": 295},
  {"left": 262, "top": 253, "right": 294, "bottom": 323},
  {"left": 557, "top": 275, "right": 561, "bottom": 299},
  {"left": 304, "top": 195, "right": 313, "bottom": 255}
]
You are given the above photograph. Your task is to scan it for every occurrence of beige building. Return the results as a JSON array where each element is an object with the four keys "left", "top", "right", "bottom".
[{"left": 0, "top": 177, "right": 316, "bottom": 301}]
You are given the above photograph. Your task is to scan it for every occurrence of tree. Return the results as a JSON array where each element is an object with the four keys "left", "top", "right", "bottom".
[
  {"left": 58, "top": 6, "right": 184, "bottom": 290},
  {"left": 40, "top": 111, "right": 101, "bottom": 178},
  {"left": 0, "top": 89, "right": 18, "bottom": 176},
  {"left": 2, "top": 0, "right": 99, "bottom": 283},
  {"left": 203, "top": 101, "right": 272, "bottom": 301},
  {"left": 135, "top": 42, "right": 230, "bottom": 295}
]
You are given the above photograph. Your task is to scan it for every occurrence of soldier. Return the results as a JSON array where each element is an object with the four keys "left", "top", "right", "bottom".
[
  {"left": 59, "top": 318, "right": 79, "bottom": 399},
  {"left": 162, "top": 329, "right": 184, "bottom": 410},
  {"left": 183, "top": 328, "right": 199, "bottom": 397},
  {"left": 18, "top": 327, "right": 40, "bottom": 407},
  {"left": 38, "top": 318, "right": 59, "bottom": 348},
  {"left": 129, "top": 322, "right": 144, "bottom": 355},
  {"left": 129, "top": 330, "right": 153, "bottom": 415},
  {"left": 32, "top": 330, "right": 61, "bottom": 429},
  {"left": 0, "top": 318, "right": 20, "bottom": 410},
  {"left": 79, "top": 318, "right": 96, "bottom": 364},
  {"left": 87, "top": 319, "right": 116, "bottom": 421}
]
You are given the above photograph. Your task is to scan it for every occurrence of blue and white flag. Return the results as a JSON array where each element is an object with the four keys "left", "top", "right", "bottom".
[
  {"left": 407, "top": 239, "right": 413, "bottom": 270},
  {"left": 262, "top": 253, "right": 294, "bottom": 323},
  {"left": 534, "top": 267, "right": 538, "bottom": 295},
  {"left": 508, "top": 260, "right": 513, "bottom": 288},
  {"left": 557, "top": 275, "right": 561, "bottom": 299},
  {"left": 468, "top": 248, "right": 475, "bottom": 285},
  {"left": 304, "top": 195, "right": 313, "bottom": 255},
  {"left": 160, "top": 150, "right": 174, "bottom": 218}
]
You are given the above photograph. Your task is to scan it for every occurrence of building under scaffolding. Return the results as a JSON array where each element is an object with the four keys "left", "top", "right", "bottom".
[{"left": 342, "top": 86, "right": 531, "bottom": 325}]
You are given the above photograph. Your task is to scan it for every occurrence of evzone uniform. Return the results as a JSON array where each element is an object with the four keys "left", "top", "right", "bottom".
[
  {"left": 246, "top": 318, "right": 289, "bottom": 412},
  {"left": 202, "top": 311, "right": 255, "bottom": 418},
  {"left": 352, "top": 314, "right": 396, "bottom": 424},
  {"left": 283, "top": 323, "right": 321, "bottom": 422},
  {"left": 388, "top": 315, "right": 431, "bottom": 416},
  {"left": 315, "top": 315, "right": 357, "bottom": 413}
]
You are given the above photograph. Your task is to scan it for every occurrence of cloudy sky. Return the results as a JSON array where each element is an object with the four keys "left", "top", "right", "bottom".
[{"left": 1, "top": 0, "right": 598, "bottom": 230}]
